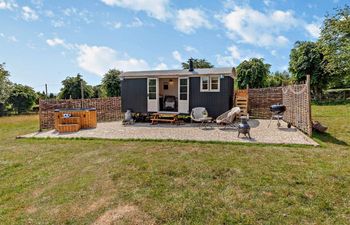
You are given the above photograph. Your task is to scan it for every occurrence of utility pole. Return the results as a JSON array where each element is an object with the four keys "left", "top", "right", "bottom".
[
  {"left": 80, "top": 81, "right": 84, "bottom": 108},
  {"left": 45, "top": 84, "right": 48, "bottom": 98},
  {"left": 81, "top": 81, "right": 84, "bottom": 100}
]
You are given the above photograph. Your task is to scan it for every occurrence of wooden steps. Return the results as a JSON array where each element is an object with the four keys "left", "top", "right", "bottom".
[
  {"left": 54, "top": 110, "right": 97, "bottom": 133},
  {"left": 56, "top": 117, "right": 81, "bottom": 133},
  {"left": 235, "top": 89, "right": 249, "bottom": 116},
  {"left": 57, "top": 124, "right": 81, "bottom": 133}
]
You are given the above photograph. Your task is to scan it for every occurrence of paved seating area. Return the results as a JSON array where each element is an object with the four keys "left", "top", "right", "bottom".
[{"left": 21, "top": 119, "right": 318, "bottom": 146}]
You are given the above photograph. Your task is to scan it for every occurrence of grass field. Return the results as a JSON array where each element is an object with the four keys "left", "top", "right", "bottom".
[{"left": 0, "top": 105, "right": 349, "bottom": 224}]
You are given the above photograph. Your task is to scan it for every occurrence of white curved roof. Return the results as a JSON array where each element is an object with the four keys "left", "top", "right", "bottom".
[{"left": 120, "top": 67, "right": 235, "bottom": 78}]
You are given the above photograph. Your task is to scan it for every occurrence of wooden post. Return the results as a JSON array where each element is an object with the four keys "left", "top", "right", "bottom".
[
  {"left": 306, "top": 75, "right": 312, "bottom": 136},
  {"left": 39, "top": 98, "right": 42, "bottom": 131},
  {"left": 45, "top": 84, "right": 48, "bottom": 99}
]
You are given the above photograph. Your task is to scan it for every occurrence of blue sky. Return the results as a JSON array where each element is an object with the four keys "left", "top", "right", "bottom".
[{"left": 0, "top": 0, "right": 347, "bottom": 93}]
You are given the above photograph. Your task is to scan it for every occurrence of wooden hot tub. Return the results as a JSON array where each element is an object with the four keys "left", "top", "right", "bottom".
[{"left": 54, "top": 108, "right": 97, "bottom": 133}]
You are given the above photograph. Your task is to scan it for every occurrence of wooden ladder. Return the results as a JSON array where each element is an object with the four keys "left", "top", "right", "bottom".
[{"left": 235, "top": 89, "right": 249, "bottom": 117}]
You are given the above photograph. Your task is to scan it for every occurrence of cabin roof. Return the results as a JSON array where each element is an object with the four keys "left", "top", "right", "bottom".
[{"left": 120, "top": 67, "right": 235, "bottom": 78}]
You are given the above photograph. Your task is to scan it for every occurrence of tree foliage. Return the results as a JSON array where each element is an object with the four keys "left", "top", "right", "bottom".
[
  {"left": 289, "top": 41, "right": 330, "bottom": 99},
  {"left": 266, "top": 71, "right": 293, "bottom": 87},
  {"left": 92, "top": 85, "right": 106, "bottom": 98},
  {"left": 102, "top": 69, "right": 121, "bottom": 97},
  {"left": 236, "top": 58, "right": 270, "bottom": 89},
  {"left": 58, "top": 74, "right": 94, "bottom": 99},
  {"left": 0, "top": 63, "right": 12, "bottom": 104},
  {"left": 7, "top": 84, "right": 37, "bottom": 114},
  {"left": 182, "top": 58, "right": 214, "bottom": 69},
  {"left": 318, "top": 5, "right": 350, "bottom": 88}
]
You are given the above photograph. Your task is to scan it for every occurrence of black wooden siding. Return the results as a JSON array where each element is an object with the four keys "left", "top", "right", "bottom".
[
  {"left": 121, "top": 78, "right": 147, "bottom": 113},
  {"left": 189, "top": 76, "right": 233, "bottom": 118},
  {"left": 121, "top": 76, "right": 234, "bottom": 117}
]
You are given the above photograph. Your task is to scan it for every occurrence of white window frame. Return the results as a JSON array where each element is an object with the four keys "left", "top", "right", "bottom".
[
  {"left": 210, "top": 76, "right": 220, "bottom": 92},
  {"left": 200, "top": 76, "right": 209, "bottom": 92},
  {"left": 200, "top": 75, "right": 221, "bottom": 92}
]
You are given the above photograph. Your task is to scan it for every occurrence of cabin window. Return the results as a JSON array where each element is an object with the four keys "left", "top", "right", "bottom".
[
  {"left": 200, "top": 76, "right": 220, "bottom": 92},
  {"left": 200, "top": 76, "right": 209, "bottom": 92},
  {"left": 148, "top": 79, "right": 157, "bottom": 99},
  {"left": 210, "top": 76, "right": 220, "bottom": 92},
  {"left": 179, "top": 78, "right": 188, "bottom": 100}
]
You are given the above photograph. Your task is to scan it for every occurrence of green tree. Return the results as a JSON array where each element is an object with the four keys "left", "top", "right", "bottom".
[
  {"left": 0, "top": 63, "right": 12, "bottom": 115},
  {"left": 48, "top": 93, "right": 56, "bottom": 99},
  {"left": 7, "top": 84, "right": 37, "bottom": 114},
  {"left": 92, "top": 85, "right": 106, "bottom": 98},
  {"left": 58, "top": 74, "right": 94, "bottom": 99},
  {"left": 236, "top": 58, "right": 270, "bottom": 89},
  {"left": 289, "top": 41, "right": 329, "bottom": 99},
  {"left": 319, "top": 5, "right": 350, "bottom": 88},
  {"left": 266, "top": 71, "right": 293, "bottom": 87},
  {"left": 182, "top": 58, "right": 214, "bottom": 69},
  {"left": 35, "top": 91, "right": 46, "bottom": 104},
  {"left": 0, "top": 63, "right": 12, "bottom": 103},
  {"left": 102, "top": 69, "right": 121, "bottom": 97}
]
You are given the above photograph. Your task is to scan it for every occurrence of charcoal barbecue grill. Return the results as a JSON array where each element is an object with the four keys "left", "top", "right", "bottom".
[{"left": 268, "top": 104, "right": 291, "bottom": 128}]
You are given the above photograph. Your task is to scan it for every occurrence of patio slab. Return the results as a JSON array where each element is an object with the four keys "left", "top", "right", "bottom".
[{"left": 20, "top": 119, "right": 318, "bottom": 146}]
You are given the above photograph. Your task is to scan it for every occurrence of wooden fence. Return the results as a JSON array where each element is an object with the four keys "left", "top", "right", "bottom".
[
  {"left": 39, "top": 97, "right": 122, "bottom": 130},
  {"left": 244, "top": 75, "right": 312, "bottom": 136}
]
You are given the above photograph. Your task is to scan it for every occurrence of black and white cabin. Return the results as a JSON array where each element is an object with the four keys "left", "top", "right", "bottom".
[{"left": 120, "top": 66, "right": 235, "bottom": 118}]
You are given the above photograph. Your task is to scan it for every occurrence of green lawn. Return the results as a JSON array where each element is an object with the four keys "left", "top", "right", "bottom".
[{"left": 0, "top": 105, "right": 349, "bottom": 224}]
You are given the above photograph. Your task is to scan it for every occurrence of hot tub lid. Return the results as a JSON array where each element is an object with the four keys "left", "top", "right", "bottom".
[{"left": 54, "top": 108, "right": 96, "bottom": 112}]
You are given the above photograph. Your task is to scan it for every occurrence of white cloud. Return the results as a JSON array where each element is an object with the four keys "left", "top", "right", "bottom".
[
  {"left": 219, "top": 6, "right": 297, "bottom": 47},
  {"left": 216, "top": 45, "right": 263, "bottom": 66},
  {"left": 271, "top": 50, "right": 277, "bottom": 56},
  {"left": 46, "top": 38, "right": 65, "bottom": 47},
  {"left": 175, "top": 8, "right": 211, "bottom": 34},
  {"left": 127, "top": 17, "right": 143, "bottom": 27},
  {"left": 8, "top": 35, "right": 17, "bottom": 42},
  {"left": 46, "top": 38, "right": 150, "bottom": 74},
  {"left": 77, "top": 45, "right": 150, "bottom": 75},
  {"left": 46, "top": 38, "right": 73, "bottom": 49},
  {"left": 112, "top": 21, "right": 122, "bottom": 29},
  {"left": 263, "top": 0, "right": 272, "bottom": 6},
  {"left": 22, "top": 6, "right": 39, "bottom": 21},
  {"left": 172, "top": 50, "right": 183, "bottom": 63},
  {"left": 62, "top": 7, "right": 92, "bottom": 24},
  {"left": 305, "top": 22, "right": 321, "bottom": 38},
  {"left": 184, "top": 45, "right": 198, "bottom": 53},
  {"left": 276, "top": 35, "right": 289, "bottom": 46},
  {"left": 0, "top": 33, "right": 18, "bottom": 42},
  {"left": 101, "top": 0, "right": 170, "bottom": 21},
  {"left": 51, "top": 20, "right": 65, "bottom": 28},
  {"left": 0, "top": 0, "right": 17, "bottom": 10},
  {"left": 45, "top": 10, "right": 54, "bottom": 17},
  {"left": 154, "top": 62, "right": 168, "bottom": 70}
]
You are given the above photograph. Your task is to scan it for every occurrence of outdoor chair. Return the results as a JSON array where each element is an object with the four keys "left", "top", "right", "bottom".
[
  {"left": 216, "top": 107, "right": 241, "bottom": 129},
  {"left": 190, "top": 107, "right": 213, "bottom": 129},
  {"left": 164, "top": 95, "right": 176, "bottom": 111}
]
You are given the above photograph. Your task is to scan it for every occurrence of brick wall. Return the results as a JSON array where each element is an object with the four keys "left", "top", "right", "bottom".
[
  {"left": 248, "top": 87, "right": 283, "bottom": 119},
  {"left": 39, "top": 97, "right": 122, "bottom": 130}
]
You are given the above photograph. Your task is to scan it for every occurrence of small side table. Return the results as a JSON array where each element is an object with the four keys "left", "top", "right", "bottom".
[{"left": 199, "top": 117, "right": 213, "bottom": 129}]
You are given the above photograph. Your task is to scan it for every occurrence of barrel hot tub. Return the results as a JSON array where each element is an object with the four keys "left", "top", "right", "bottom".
[{"left": 54, "top": 108, "right": 97, "bottom": 133}]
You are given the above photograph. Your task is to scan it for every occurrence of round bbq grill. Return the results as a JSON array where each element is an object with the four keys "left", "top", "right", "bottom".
[{"left": 268, "top": 104, "right": 290, "bottom": 128}]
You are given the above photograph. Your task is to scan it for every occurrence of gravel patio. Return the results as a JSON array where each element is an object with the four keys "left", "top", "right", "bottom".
[{"left": 21, "top": 119, "right": 318, "bottom": 146}]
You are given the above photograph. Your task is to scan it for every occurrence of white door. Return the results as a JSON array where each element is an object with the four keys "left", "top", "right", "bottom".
[
  {"left": 147, "top": 78, "right": 158, "bottom": 112},
  {"left": 178, "top": 77, "right": 189, "bottom": 113}
]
